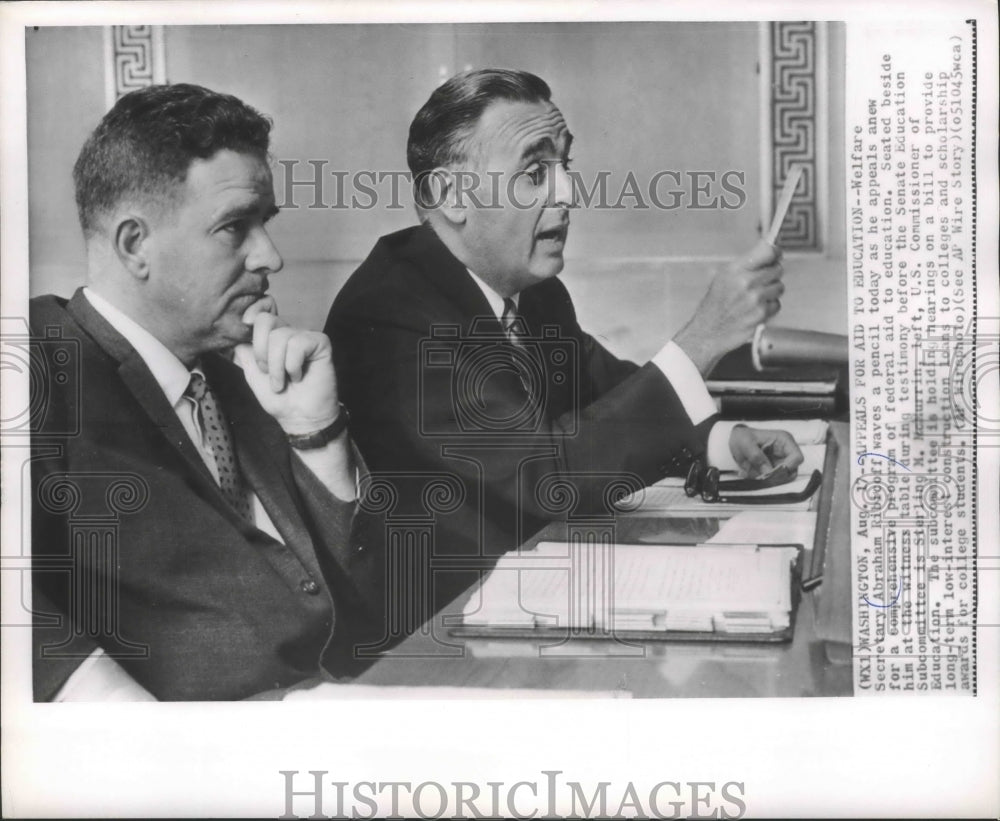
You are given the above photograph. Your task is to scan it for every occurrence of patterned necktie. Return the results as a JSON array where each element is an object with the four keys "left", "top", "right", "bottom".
[
  {"left": 501, "top": 298, "right": 524, "bottom": 346},
  {"left": 501, "top": 298, "right": 538, "bottom": 405},
  {"left": 185, "top": 372, "right": 253, "bottom": 522}
]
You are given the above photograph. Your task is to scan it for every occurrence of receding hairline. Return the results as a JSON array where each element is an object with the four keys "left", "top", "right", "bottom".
[{"left": 407, "top": 68, "right": 555, "bottom": 202}]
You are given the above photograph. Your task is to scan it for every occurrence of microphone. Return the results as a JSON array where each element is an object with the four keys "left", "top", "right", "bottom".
[{"left": 752, "top": 325, "right": 849, "bottom": 370}]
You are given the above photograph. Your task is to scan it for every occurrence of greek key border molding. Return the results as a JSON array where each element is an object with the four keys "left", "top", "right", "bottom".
[
  {"left": 763, "top": 21, "right": 826, "bottom": 251},
  {"left": 103, "top": 25, "right": 166, "bottom": 110}
]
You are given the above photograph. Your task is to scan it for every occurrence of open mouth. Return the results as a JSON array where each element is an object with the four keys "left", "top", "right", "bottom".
[{"left": 536, "top": 224, "right": 568, "bottom": 244}]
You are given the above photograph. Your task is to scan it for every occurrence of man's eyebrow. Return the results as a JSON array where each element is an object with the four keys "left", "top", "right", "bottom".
[
  {"left": 519, "top": 137, "right": 556, "bottom": 162},
  {"left": 214, "top": 201, "right": 280, "bottom": 223},
  {"left": 520, "top": 132, "right": 575, "bottom": 163}
]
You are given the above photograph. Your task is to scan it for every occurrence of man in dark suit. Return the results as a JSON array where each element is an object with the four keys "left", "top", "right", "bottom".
[
  {"left": 31, "top": 84, "right": 384, "bottom": 701},
  {"left": 326, "top": 69, "right": 804, "bottom": 614}
]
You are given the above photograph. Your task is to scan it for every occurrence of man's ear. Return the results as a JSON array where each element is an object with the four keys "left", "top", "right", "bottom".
[
  {"left": 112, "top": 215, "right": 152, "bottom": 280},
  {"left": 425, "top": 168, "right": 467, "bottom": 227}
]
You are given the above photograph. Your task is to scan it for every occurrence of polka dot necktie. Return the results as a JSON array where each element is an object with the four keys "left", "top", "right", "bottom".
[{"left": 185, "top": 372, "right": 253, "bottom": 522}]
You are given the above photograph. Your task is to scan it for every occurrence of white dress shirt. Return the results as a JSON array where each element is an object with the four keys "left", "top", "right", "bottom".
[{"left": 465, "top": 271, "right": 738, "bottom": 469}]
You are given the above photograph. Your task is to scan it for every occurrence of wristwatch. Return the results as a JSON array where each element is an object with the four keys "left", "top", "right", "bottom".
[{"left": 285, "top": 403, "right": 350, "bottom": 450}]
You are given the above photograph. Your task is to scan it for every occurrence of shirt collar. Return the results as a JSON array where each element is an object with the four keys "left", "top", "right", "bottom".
[
  {"left": 465, "top": 269, "right": 517, "bottom": 321},
  {"left": 83, "top": 287, "right": 197, "bottom": 407}
]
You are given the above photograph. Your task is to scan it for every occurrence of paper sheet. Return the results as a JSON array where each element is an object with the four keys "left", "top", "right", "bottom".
[{"left": 708, "top": 510, "right": 817, "bottom": 549}]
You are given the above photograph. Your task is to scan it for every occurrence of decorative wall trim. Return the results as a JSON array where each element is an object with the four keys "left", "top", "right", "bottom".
[
  {"left": 103, "top": 26, "right": 166, "bottom": 110},
  {"left": 763, "top": 21, "right": 824, "bottom": 251}
]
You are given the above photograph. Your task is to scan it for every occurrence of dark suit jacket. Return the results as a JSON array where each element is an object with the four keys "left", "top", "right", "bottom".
[
  {"left": 30, "top": 290, "right": 387, "bottom": 701},
  {"left": 326, "top": 224, "right": 715, "bottom": 604}
]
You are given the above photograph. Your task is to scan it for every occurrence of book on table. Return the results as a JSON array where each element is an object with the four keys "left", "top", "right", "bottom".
[
  {"left": 706, "top": 344, "right": 843, "bottom": 419},
  {"left": 706, "top": 343, "right": 841, "bottom": 395}
]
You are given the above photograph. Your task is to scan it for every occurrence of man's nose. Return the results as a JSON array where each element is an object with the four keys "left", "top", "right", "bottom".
[
  {"left": 549, "top": 162, "right": 574, "bottom": 208},
  {"left": 247, "top": 226, "right": 284, "bottom": 274}
]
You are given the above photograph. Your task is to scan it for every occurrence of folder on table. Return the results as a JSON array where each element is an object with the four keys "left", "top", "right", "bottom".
[{"left": 452, "top": 541, "right": 804, "bottom": 644}]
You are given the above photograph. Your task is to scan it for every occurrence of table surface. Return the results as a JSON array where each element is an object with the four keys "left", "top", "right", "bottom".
[{"left": 355, "top": 422, "right": 853, "bottom": 697}]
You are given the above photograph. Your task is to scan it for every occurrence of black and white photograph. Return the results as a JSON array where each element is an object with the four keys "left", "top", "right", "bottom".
[
  {"left": 1, "top": 1, "right": 997, "bottom": 818},
  {"left": 23, "top": 17, "right": 853, "bottom": 700}
]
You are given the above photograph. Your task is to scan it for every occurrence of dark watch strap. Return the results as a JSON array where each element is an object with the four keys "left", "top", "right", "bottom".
[{"left": 286, "top": 404, "right": 350, "bottom": 450}]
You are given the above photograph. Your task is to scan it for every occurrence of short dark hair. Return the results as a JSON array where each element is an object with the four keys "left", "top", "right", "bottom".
[
  {"left": 407, "top": 68, "right": 552, "bottom": 206},
  {"left": 73, "top": 83, "right": 272, "bottom": 235}
]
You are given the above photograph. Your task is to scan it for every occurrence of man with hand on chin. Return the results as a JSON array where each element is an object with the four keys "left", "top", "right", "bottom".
[
  {"left": 328, "top": 69, "right": 804, "bottom": 600},
  {"left": 30, "top": 83, "right": 381, "bottom": 701}
]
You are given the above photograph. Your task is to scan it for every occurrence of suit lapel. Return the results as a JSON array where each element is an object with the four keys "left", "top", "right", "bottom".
[
  {"left": 65, "top": 289, "right": 327, "bottom": 584},
  {"left": 516, "top": 281, "right": 578, "bottom": 418},
  {"left": 66, "top": 290, "right": 224, "bottom": 502},
  {"left": 67, "top": 290, "right": 290, "bottom": 540},
  {"left": 396, "top": 223, "right": 500, "bottom": 329},
  {"left": 203, "top": 357, "right": 324, "bottom": 578},
  {"left": 395, "top": 226, "right": 578, "bottom": 415}
]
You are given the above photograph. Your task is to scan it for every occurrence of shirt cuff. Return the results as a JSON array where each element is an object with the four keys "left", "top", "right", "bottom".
[
  {"left": 706, "top": 420, "right": 741, "bottom": 471},
  {"left": 651, "top": 340, "right": 718, "bottom": 425}
]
